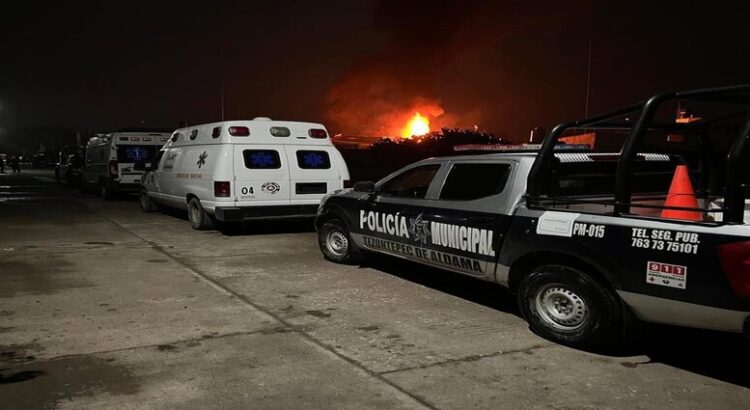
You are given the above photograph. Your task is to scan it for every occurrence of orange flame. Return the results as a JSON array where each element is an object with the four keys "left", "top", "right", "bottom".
[{"left": 401, "top": 112, "right": 430, "bottom": 138}]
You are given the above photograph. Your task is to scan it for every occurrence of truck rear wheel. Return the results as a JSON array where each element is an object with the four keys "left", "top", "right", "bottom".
[
  {"left": 318, "top": 220, "right": 361, "bottom": 264},
  {"left": 188, "top": 198, "right": 214, "bottom": 230},
  {"left": 517, "top": 264, "right": 620, "bottom": 346},
  {"left": 140, "top": 189, "right": 159, "bottom": 213},
  {"left": 101, "top": 183, "right": 115, "bottom": 201}
]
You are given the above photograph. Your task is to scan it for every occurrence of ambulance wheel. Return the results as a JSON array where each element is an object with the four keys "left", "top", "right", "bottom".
[
  {"left": 101, "top": 183, "right": 115, "bottom": 200},
  {"left": 319, "top": 219, "right": 361, "bottom": 264},
  {"left": 139, "top": 189, "right": 159, "bottom": 213},
  {"left": 188, "top": 198, "right": 214, "bottom": 230},
  {"left": 517, "top": 265, "right": 620, "bottom": 346}
]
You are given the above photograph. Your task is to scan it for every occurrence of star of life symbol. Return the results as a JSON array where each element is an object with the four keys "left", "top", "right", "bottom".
[
  {"left": 408, "top": 214, "right": 431, "bottom": 245},
  {"left": 197, "top": 151, "right": 208, "bottom": 168}
]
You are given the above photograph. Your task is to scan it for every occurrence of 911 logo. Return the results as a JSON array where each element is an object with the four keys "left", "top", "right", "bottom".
[{"left": 646, "top": 261, "right": 687, "bottom": 290}]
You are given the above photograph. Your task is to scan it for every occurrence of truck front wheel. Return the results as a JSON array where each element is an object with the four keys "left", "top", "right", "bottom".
[
  {"left": 517, "top": 264, "right": 620, "bottom": 346},
  {"left": 318, "top": 220, "right": 362, "bottom": 264},
  {"left": 139, "top": 189, "right": 159, "bottom": 213}
]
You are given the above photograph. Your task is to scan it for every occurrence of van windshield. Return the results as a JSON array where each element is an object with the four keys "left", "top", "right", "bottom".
[{"left": 117, "top": 145, "right": 158, "bottom": 163}]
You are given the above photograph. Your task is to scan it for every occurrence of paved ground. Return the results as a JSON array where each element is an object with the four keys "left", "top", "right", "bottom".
[{"left": 1, "top": 169, "right": 749, "bottom": 409}]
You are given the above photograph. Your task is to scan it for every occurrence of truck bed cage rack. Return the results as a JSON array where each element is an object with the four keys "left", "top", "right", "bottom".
[{"left": 527, "top": 84, "right": 750, "bottom": 224}]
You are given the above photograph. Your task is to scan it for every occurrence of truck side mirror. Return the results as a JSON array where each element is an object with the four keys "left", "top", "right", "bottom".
[{"left": 353, "top": 181, "right": 376, "bottom": 194}]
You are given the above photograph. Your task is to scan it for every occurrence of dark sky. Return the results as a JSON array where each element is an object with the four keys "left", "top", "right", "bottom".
[{"left": 2, "top": 0, "right": 750, "bottom": 144}]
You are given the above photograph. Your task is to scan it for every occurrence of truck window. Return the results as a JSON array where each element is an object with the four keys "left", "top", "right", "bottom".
[
  {"left": 440, "top": 163, "right": 511, "bottom": 200},
  {"left": 296, "top": 151, "right": 330, "bottom": 169},
  {"left": 117, "top": 145, "right": 158, "bottom": 163},
  {"left": 379, "top": 164, "right": 440, "bottom": 199},
  {"left": 243, "top": 149, "right": 281, "bottom": 169}
]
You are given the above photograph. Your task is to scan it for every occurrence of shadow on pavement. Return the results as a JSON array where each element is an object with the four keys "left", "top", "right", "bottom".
[{"left": 364, "top": 254, "right": 750, "bottom": 389}]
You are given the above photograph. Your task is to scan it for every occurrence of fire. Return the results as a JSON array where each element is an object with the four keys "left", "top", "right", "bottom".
[{"left": 401, "top": 113, "right": 430, "bottom": 138}]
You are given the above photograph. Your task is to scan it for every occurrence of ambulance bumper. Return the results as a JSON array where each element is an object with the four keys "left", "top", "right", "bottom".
[{"left": 215, "top": 205, "right": 318, "bottom": 222}]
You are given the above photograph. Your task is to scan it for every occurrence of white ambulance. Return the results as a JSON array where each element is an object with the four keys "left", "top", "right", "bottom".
[
  {"left": 138, "top": 118, "right": 350, "bottom": 230},
  {"left": 81, "top": 131, "right": 172, "bottom": 199}
]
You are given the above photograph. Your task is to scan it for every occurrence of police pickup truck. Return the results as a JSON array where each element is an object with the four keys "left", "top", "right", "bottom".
[{"left": 315, "top": 85, "right": 750, "bottom": 346}]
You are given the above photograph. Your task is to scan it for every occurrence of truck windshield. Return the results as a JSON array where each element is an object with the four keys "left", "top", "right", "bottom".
[{"left": 117, "top": 145, "right": 158, "bottom": 163}]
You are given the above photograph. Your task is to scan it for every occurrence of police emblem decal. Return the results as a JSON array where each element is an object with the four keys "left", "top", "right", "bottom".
[{"left": 408, "top": 214, "right": 431, "bottom": 245}]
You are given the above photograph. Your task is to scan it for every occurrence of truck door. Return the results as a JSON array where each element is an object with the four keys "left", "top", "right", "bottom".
[
  {"left": 412, "top": 160, "right": 516, "bottom": 279},
  {"left": 284, "top": 146, "right": 342, "bottom": 204},
  {"left": 354, "top": 163, "right": 444, "bottom": 263},
  {"left": 233, "top": 145, "right": 291, "bottom": 207}
]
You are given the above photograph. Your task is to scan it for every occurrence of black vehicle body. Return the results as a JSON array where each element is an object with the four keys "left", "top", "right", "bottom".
[
  {"left": 55, "top": 153, "right": 83, "bottom": 186},
  {"left": 316, "top": 85, "right": 750, "bottom": 344}
]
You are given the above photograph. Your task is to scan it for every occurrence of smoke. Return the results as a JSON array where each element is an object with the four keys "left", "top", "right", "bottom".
[{"left": 325, "top": 1, "right": 589, "bottom": 138}]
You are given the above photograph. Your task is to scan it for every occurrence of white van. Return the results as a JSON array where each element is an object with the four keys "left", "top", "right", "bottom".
[
  {"left": 81, "top": 131, "right": 171, "bottom": 199},
  {"left": 138, "top": 118, "right": 350, "bottom": 230}
]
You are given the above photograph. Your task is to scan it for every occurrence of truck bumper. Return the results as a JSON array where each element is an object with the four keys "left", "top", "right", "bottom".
[
  {"left": 215, "top": 205, "right": 318, "bottom": 222},
  {"left": 105, "top": 180, "right": 141, "bottom": 193},
  {"left": 618, "top": 291, "right": 750, "bottom": 334}
]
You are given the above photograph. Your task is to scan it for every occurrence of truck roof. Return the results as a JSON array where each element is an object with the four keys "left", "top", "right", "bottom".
[
  {"left": 166, "top": 118, "right": 333, "bottom": 147},
  {"left": 420, "top": 151, "right": 671, "bottom": 164}
]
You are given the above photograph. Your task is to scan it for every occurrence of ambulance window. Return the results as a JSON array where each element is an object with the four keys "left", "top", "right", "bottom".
[
  {"left": 296, "top": 151, "right": 330, "bottom": 169},
  {"left": 379, "top": 164, "right": 440, "bottom": 199},
  {"left": 170, "top": 133, "right": 181, "bottom": 142},
  {"left": 212, "top": 127, "right": 221, "bottom": 138},
  {"left": 242, "top": 150, "right": 281, "bottom": 169},
  {"left": 440, "top": 163, "right": 511, "bottom": 201},
  {"left": 189, "top": 129, "right": 198, "bottom": 140}
]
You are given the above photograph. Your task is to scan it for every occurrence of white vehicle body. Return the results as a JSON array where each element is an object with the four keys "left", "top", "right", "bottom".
[
  {"left": 82, "top": 132, "right": 171, "bottom": 197},
  {"left": 141, "top": 118, "right": 350, "bottom": 225}
]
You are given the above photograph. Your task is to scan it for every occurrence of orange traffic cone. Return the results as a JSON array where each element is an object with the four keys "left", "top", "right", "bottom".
[{"left": 661, "top": 165, "right": 702, "bottom": 221}]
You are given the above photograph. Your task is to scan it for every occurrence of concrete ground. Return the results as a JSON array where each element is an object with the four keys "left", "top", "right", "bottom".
[{"left": 1, "top": 169, "right": 749, "bottom": 409}]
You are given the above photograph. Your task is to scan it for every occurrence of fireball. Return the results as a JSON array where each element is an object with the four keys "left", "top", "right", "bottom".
[{"left": 401, "top": 113, "right": 430, "bottom": 138}]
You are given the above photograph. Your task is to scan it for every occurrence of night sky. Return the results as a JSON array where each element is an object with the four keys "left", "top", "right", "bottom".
[{"left": 2, "top": 0, "right": 750, "bottom": 148}]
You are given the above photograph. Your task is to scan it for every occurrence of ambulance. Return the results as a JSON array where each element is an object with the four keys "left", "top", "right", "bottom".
[
  {"left": 138, "top": 118, "right": 350, "bottom": 230},
  {"left": 81, "top": 130, "right": 172, "bottom": 199}
]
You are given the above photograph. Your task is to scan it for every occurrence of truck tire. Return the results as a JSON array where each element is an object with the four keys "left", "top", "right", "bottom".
[
  {"left": 101, "top": 183, "right": 115, "bottom": 201},
  {"left": 188, "top": 198, "right": 214, "bottom": 230},
  {"left": 517, "top": 264, "right": 620, "bottom": 346},
  {"left": 139, "top": 189, "right": 159, "bottom": 213},
  {"left": 318, "top": 219, "right": 362, "bottom": 264}
]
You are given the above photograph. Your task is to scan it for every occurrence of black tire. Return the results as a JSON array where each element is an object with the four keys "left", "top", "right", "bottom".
[
  {"left": 517, "top": 264, "right": 620, "bottom": 347},
  {"left": 101, "top": 182, "right": 116, "bottom": 201},
  {"left": 318, "top": 219, "right": 362, "bottom": 264},
  {"left": 187, "top": 198, "right": 214, "bottom": 230},
  {"left": 66, "top": 172, "right": 77, "bottom": 187},
  {"left": 139, "top": 189, "right": 159, "bottom": 213}
]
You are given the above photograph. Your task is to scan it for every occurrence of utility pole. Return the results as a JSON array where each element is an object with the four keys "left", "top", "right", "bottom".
[{"left": 585, "top": 39, "right": 592, "bottom": 118}]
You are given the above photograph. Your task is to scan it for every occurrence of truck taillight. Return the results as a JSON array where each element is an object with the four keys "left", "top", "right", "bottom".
[
  {"left": 308, "top": 129, "right": 328, "bottom": 139},
  {"left": 108, "top": 160, "right": 118, "bottom": 177},
  {"left": 228, "top": 126, "right": 250, "bottom": 136},
  {"left": 717, "top": 240, "right": 750, "bottom": 300},
  {"left": 214, "top": 181, "right": 231, "bottom": 197}
]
